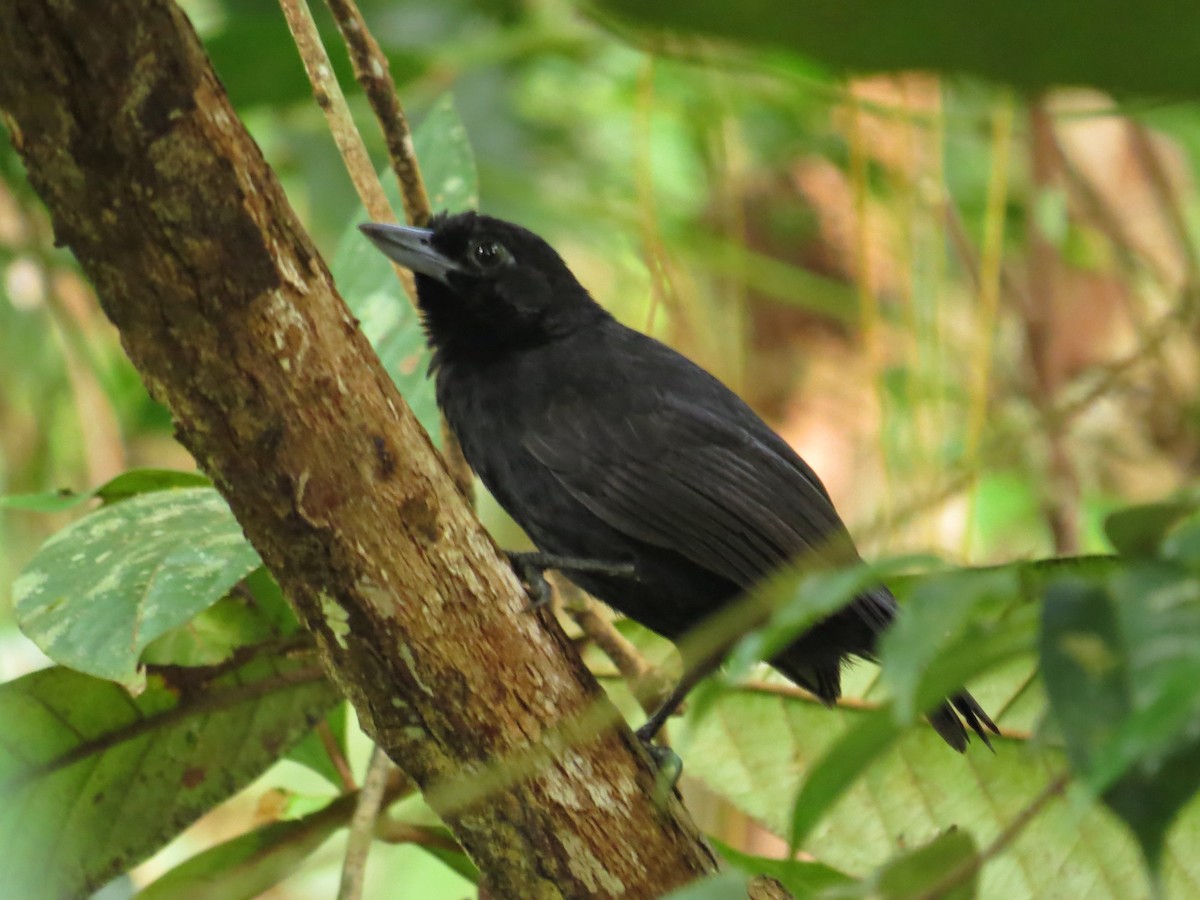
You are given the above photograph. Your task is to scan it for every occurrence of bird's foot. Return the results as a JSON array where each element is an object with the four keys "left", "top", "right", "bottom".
[
  {"left": 635, "top": 722, "right": 684, "bottom": 798},
  {"left": 505, "top": 551, "right": 636, "bottom": 612},
  {"left": 506, "top": 552, "right": 555, "bottom": 610}
]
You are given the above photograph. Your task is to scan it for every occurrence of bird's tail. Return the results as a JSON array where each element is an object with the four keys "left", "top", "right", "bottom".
[
  {"left": 770, "top": 587, "right": 1000, "bottom": 752},
  {"left": 927, "top": 691, "right": 1000, "bottom": 752}
]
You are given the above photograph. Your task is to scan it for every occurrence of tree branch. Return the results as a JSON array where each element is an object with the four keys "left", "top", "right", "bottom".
[{"left": 0, "top": 1, "right": 715, "bottom": 895}]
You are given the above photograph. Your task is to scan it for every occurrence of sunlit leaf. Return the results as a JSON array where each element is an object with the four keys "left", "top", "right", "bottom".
[
  {"left": 13, "top": 488, "right": 260, "bottom": 688},
  {"left": 673, "top": 685, "right": 1200, "bottom": 897},
  {"left": 788, "top": 707, "right": 906, "bottom": 849},
  {"left": 140, "top": 567, "right": 299, "bottom": 669},
  {"left": 0, "top": 655, "right": 337, "bottom": 900}
]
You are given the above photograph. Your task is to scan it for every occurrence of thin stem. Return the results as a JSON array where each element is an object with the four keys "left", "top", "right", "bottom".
[
  {"left": 325, "top": 0, "right": 432, "bottom": 226},
  {"left": 1126, "top": 122, "right": 1199, "bottom": 284},
  {"left": 1025, "top": 99, "right": 1080, "bottom": 554},
  {"left": 337, "top": 745, "right": 393, "bottom": 900},
  {"left": 317, "top": 718, "right": 357, "bottom": 792},
  {"left": 961, "top": 93, "right": 1014, "bottom": 556},
  {"left": 847, "top": 87, "right": 892, "bottom": 534},
  {"left": 276, "top": 0, "right": 415, "bottom": 301},
  {"left": 278, "top": 0, "right": 474, "bottom": 501},
  {"left": 557, "top": 578, "right": 672, "bottom": 717}
]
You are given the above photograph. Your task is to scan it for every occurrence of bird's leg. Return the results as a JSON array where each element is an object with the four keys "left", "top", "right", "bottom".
[
  {"left": 633, "top": 672, "right": 706, "bottom": 796},
  {"left": 634, "top": 669, "right": 705, "bottom": 747},
  {"left": 634, "top": 638, "right": 739, "bottom": 790},
  {"left": 505, "top": 551, "right": 636, "bottom": 610}
]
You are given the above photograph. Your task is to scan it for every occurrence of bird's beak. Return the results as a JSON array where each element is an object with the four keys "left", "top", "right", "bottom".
[{"left": 358, "top": 222, "right": 463, "bottom": 285}]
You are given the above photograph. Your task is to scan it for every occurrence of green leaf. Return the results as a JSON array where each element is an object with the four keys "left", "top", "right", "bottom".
[
  {"left": 140, "top": 567, "right": 299, "bottom": 669},
  {"left": 880, "top": 567, "right": 1021, "bottom": 722},
  {"left": 0, "top": 468, "right": 210, "bottom": 513},
  {"left": 1041, "top": 567, "right": 1200, "bottom": 872},
  {"left": 711, "top": 837, "right": 854, "bottom": 896},
  {"left": 0, "top": 655, "right": 337, "bottom": 900},
  {"left": 13, "top": 487, "right": 261, "bottom": 688},
  {"left": 585, "top": 0, "right": 1200, "bottom": 98},
  {"left": 137, "top": 791, "right": 355, "bottom": 900},
  {"left": 0, "top": 489, "right": 95, "bottom": 513},
  {"left": 673, "top": 683, "right": 1200, "bottom": 897},
  {"left": 330, "top": 94, "right": 478, "bottom": 444},
  {"left": 94, "top": 468, "right": 213, "bottom": 503},
  {"left": 792, "top": 591, "right": 1033, "bottom": 848},
  {"left": 789, "top": 708, "right": 906, "bottom": 849},
  {"left": 1162, "top": 511, "right": 1200, "bottom": 568},
  {"left": 869, "top": 828, "right": 979, "bottom": 900},
  {"left": 1105, "top": 501, "right": 1198, "bottom": 557}
]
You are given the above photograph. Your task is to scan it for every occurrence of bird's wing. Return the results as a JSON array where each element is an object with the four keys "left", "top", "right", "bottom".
[{"left": 524, "top": 398, "right": 854, "bottom": 589}]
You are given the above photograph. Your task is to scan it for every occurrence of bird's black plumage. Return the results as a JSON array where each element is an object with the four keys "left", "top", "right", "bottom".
[{"left": 360, "top": 211, "right": 998, "bottom": 752}]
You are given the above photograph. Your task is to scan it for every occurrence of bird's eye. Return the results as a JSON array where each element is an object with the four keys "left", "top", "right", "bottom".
[{"left": 470, "top": 240, "right": 510, "bottom": 269}]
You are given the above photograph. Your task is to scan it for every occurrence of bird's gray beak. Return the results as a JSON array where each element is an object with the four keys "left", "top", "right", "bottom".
[{"left": 359, "top": 222, "right": 463, "bottom": 284}]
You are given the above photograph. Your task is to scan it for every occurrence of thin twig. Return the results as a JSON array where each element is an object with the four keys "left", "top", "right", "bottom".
[
  {"left": 279, "top": 0, "right": 474, "bottom": 502},
  {"left": 1126, "top": 122, "right": 1199, "bottom": 283},
  {"left": 277, "top": 0, "right": 416, "bottom": 301},
  {"left": 1053, "top": 124, "right": 1175, "bottom": 290},
  {"left": 1025, "top": 100, "right": 1080, "bottom": 554},
  {"left": 961, "top": 94, "right": 1015, "bottom": 555},
  {"left": 375, "top": 820, "right": 464, "bottom": 852},
  {"left": 556, "top": 578, "right": 673, "bottom": 716},
  {"left": 324, "top": 0, "right": 431, "bottom": 226},
  {"left": 317, "top": 718, "right": 357, "bottom": 792},
  {"left": 337, "top": 745, "right": 393, "bottom": 900}
]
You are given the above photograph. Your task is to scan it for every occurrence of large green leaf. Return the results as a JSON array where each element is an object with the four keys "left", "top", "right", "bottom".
[
  {"left": 1041, "top": 565, "right": 1200, "bottom": 872},
  {"left": 673, "top": 685, "right": 1200, "bottom": 897},
  {"left": 13, "top": 487, "right": 261, "bottom": 688},
  {"left": 0, "top": 654, "right": 337, "bottom": 900},
  {"left": 330, "top": 94, "right": 479, "bottom": 443},
  {"left": 584, "top": 0, "right": 1200, "bottom": 98}
]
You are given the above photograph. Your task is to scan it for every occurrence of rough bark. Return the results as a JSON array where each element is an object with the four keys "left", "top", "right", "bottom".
[{"left": 0, "top": 1, "right": 717, "bottom": 896}]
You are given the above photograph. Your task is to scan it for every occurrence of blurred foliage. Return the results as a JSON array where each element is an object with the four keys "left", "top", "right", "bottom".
[
  {"left": 585, "top": 0, "right": 1200, "bottom": 97},
  {"left": 3, "top": 0, "right": 1200, "bottom": 896}
]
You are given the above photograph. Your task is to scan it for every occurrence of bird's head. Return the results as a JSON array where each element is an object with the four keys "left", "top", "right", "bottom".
[{"left": 360, "top": 211, "right": 606, "bottom": 358}]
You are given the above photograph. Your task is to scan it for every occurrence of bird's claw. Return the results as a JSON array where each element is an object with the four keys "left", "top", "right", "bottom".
[
  {"left": 506, "top": 552, "right": 555, "bottom": 611},
  {"left": 636, "top": 723, "right": 683, "bottom": 798}
]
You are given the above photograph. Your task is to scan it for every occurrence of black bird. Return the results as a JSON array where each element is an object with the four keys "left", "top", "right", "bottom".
[{"left": 361, "top": 212, "right": 998, "bottom": 753}]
